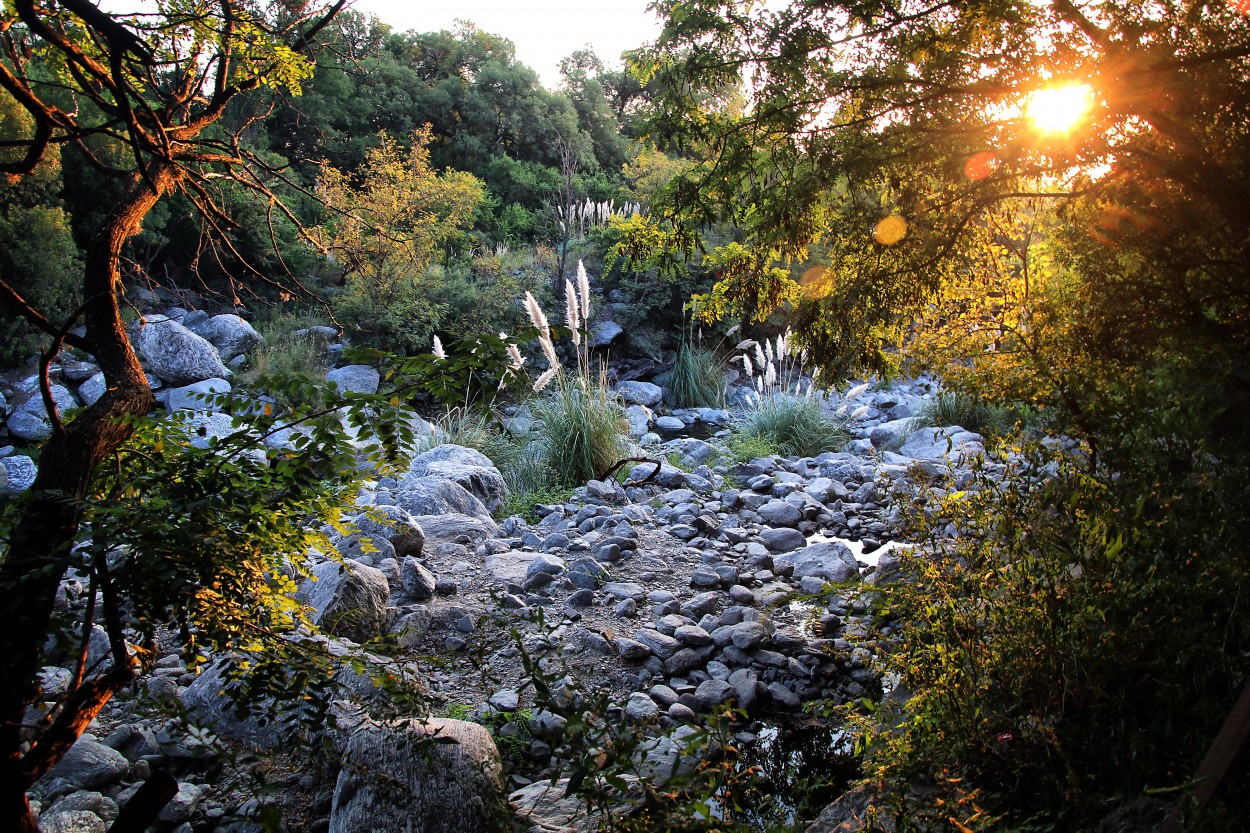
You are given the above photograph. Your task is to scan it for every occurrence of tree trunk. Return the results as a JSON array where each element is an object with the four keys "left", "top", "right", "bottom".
[{"left": 0, "top": 164, "right": 178, "bottom": 832}]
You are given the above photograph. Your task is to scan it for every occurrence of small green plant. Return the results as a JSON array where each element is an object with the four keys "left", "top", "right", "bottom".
[
  {"left": 240, "top": 313, "right": 334, "bottom": 407},
  {"left": 666, "top": 341, "right": 726, "bottom": 408},
  {"left": 917, "top": 390, "right": 1014, "bottom": 439},
  {"left": 726, "top": 432, "right": 778, "bottom": 463}
]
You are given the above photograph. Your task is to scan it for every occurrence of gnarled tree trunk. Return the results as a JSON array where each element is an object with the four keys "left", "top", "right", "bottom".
[{"left": 0, "top": 164, "right": 178, "bottom": 833}]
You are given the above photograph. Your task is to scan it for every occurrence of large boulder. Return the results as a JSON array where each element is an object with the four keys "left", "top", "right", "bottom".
[
  {"left": 348, "top": 505, "right": 425, "bottom": 557},
  {"left": 326, "top": 364, "right": 380, "bottom": 395},
  {"left": 192, "top": 314, "right": 261, "bottom": 358},
  {"left": 329, "top": 718, "right": 504, "bottom": 833},
  {"left": 395, "top": 476, "right": 492, "bottom": 522},
  {"left": 589, "top": 320, "right": 623, "bottom": 348},
  {"left": 614, "top": 381, "right": 663, "bottom": 407},
  {"left": 774, "top": 541, "right": 860, "bottom": 583},
  {"left": 46, "top": 737, "right": 129, "bottom": 790},
  {"left": 898, "top": 425, "right": 984, "bottom": 465},
  {"left": 869, "top": 418, "right": 915, "bottom": 451},
  {"left": 411, "top": 513, "right": 497, "bottom": 545},
  {"left": 136, "top": 316, "right": 230, "bottom": 385},
  {"left": 299, "top": 560, "right": 391, "bottom": 643},
  {"left": 165, "top": 377, "right": 232, "bottom": 412},
  {"left": 405, "top": 445, "right": 507, "bottom": 513},
  {"left": 5, "top": 385, "right": 78, "bottom": 442}
]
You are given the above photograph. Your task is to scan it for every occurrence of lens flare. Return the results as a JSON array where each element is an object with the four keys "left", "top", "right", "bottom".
[
  {"left": 873, "top": 215, "right": 908, "bottom": 245},
  {"left": 1026, "top": 83, "right": 1093, "bottom": 134},
  {"left": 964, "top": 151, "right": 998, "bottom": 181}
]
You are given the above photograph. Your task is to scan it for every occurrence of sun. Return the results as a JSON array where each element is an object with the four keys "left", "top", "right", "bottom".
[{"left": 1026, "top": 83, "right": 1093, "bottom": 134}]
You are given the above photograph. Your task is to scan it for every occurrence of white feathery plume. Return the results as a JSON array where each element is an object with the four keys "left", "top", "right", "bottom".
[
  {"left": 775, "top": 333, "right": 786, "bottom": 360},
  {"left": 755, "top": 376, "right": 763, "bottom": 392},
  {"left": 846, "top": 382, "right": 870, "bottom": 400},
  {"left": 736, "top": 339, "right": 757, "bottom": 350},
  {"left": 850, "top": 404, "right": 870, "bottom": 419},
  {"left": 533, "top": 367, "right": 559, "bottom": 392},
  {"left": 765, "top": 339, "right": 774, "bottom": 364},
  {"left": 764, "top": 361, "right": 777, "bottom": 387},
  {"left": 726, "top": 323, "right": 741, "bottom": 336},
  {"left": 577, "top": 260, "right": 591, "bottom": 322},
  {"left": 523, "top": 291, "right": 549, "bottom": 333},
  {"left": 432, "top": 335, "right": 447, "bottom": 360},
  {"left": 754, "top": 342, "right": 766, "bottom": 368},
  {"left": 740, "top": 354, "right": 754, "bottom": 376},
  {"left": 506, "top": 342, "right": 525, "bottom": 370},
  {"left": 564, "top": 279, "right": 581, "bottom": 346},
  {"left": 539, "top": 334, "right": 559, "bottom": 369},
  {"left": 836, "top": 403, "right": 848, "bottom": 416}
]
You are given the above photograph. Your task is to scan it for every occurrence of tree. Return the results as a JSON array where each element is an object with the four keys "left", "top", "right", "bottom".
[
  {"left": 0, "top": 4, "right": 349, "bottom": 829},
  {"left": 317, "top": 128, "right": 484, "bottom": 353},
  {"left": 637, "top": 0, "right": 1250, "bottom": 392}
]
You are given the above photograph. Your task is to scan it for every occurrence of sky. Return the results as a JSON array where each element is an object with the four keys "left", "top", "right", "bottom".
[{"left": 348, "top": 0, "right": 666, "bottom": 87}]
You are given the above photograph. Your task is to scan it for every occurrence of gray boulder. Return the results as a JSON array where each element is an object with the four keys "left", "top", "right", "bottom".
[
  {"left": 330, "top": 718, "right": 504, "bottom": 833},
  {"left": 758, "top": 527, "right": 807, "bottom": 553},
  {"left": 668, "top": 437, "right": 713, "bottom": 468},
  {"left": 406, "top": 445, "right": 507, "bottom": 513},
  {"left": 869, "top": 418, "right": 915, "bottom": 451},
  {"left": 411, "top": 513, "right": 498, "bottom": 545},
  {"left": 46, "top": 737, "right": 129, "bottom": 790},
  {"left": 625, "top": 404, "right": 653, "bottom": 438},
  {"left": 350, "top": 505, "right": 426, "bottom": 557},
  {"left": 165, "top": 377, "right": 232, "bottom": 412},
  {"left": 77, "top": 373, "right": 107, "bottom": 407},
  {"left": 774, "top": 541, "right": 860, "bottom": 583},
  {"left": 1, "top": 455, "right": 37, "bottom": 492},
  {"left": 395, "top": 476, "right": 492, "bottom": 522},
  {"left": 899, "top": 425, "right": 984, "bottom": 465},
  {"left": 590, "top": 320, "right": 623, "bottom": 348},
  {"left": 614, "top": 381, "right": 663, "bottom": 406},
  {"left": 6, "top": 384, "right": 78, "bottom": 442},
  {"left": 136, "top": 316, "right": 230, "bottom": 385},
  {"left": 299, "top": 560, "right": 391, "bottom": 642},
  {"left": 326, "top": 364, "right": 380, "bottom": 395},
  {"left": 193, "top": 314, "right": 261, "bottom": 358}
]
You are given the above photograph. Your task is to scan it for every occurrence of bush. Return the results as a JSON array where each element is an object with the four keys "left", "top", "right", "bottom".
[
  {"left": 917, "top": 390, "right": 1020, "bottom": 439},
  {"left": 665, "top": 342, "right": 726, "bottom": 408},
  {"left": 848, "top": 441, "right": 1250, "bottom": 831},
  {"left": 735, "top": 395, "right": 848, "bottom": 458}
]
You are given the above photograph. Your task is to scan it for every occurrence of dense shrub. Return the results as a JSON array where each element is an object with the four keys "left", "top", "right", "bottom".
[
  {"left": 665, "top": 342, "right": 726, "bottom": 408},
  {"left": 735, "top": 395, "right": 848, "bottom": 458}
]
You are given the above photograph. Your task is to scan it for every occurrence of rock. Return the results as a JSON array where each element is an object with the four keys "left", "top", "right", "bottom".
[
  {"left": 46, "top": 737, "right": 129, "bottom": 790},
  {"left": 899, "top": 425, "right": 984, "bottom": 465},
  {"left": 165, "top": 377, "right": 232, "bottom": 412},
  {"left": 136, "top": 316, "right": 230, "bottom": 385},
  {"left": 37, "top": 809, "right": 106, "bottom": 833},
  {"left": 731, "top": 621, "right": 770, "bottom": 651},
  {"left": 411, "top": 513, "right": 497, "bottom": 545},
  {"left": 758, "top": 500, "right": 802, "bottom": 527},
  {"left": 488, "top": 689, "right": 519, "bottom": 711},
  {"left": 590, "top": 320, "right": 624, "bottom": 348},
  {"left": 1, "top": 455, "right": 37, "bottom": 492},
  {"left": 614, "top": 381, "right": 663, "bottom": 407},
  {"left": 727, "top": 668, "right": 760, "bottom": 713},
  {"left": 401, "top": 557, "right": 437, "bottom": 601},
  {"left": 77, "top": 373, "right": 107, "bottom": 407},
  {"left": 759, "top": 527, "right": 807, "bottom": 553},
  {"left": 350, "top": 505, "right": 426, "bottom": 557},
  {"left": 693, "top": 679, "right": 735, "bottom": 711},
  {"left": 485, "top": 551, "right": 541, "bottom": 586},
  {"left": 299, "top": 560, "right": 391, "bottom": 642},
  {"left": 325, "top": 364, "right": 380, "bottom": 394},
  {"left": 634, "top": 629, "right": 680, "bottom": 659},
  {"left": 526, "top": 553, "right": 566, "bottom": 578},
  {"left": 7, "top": 385, "right": 78, "bottom": 441},
  {"left": 869, "top": 418, "right": 915, "bottom": 451},
  {"left": 625, "top": 404, "right": 653, "bottom": 438},
  {"left": 668, "top": 438, "right": 713, "bottom": 468},
  {"left": 158, "top": 782, "right": 204, "bottom": 823},
  {"left": 767, "top": 681, "right": 801, "bottom": 709},
  {"left": 406, "top": 445, "right": 507, "bottom": 513},
  {"left": 393, "top": 607, "right": 433, "bottom": 648},
  {"left": 395, "top": 476, "right": 492, "bottom": 522},
  {"left": 615, "top": 638, "right": 651, "bottom": 661},
  {"left": 654, "top": 416, "right": 685, "bottom": 432},
  {"left": 624, "top": 692, "right": 660, "bottom": 721},
  {"left": 330, "top": 718, "right": 504, "bottom": 833},
  {"left": 804, "top": 784, "right": 895, "bottom": 833},
  {"left": 625, "top": 462, "right": 688, "bottom": 489},
  {"left": 774, "top": 542, "right": 860, "bottom": 583},
  {"left": 194, "top": 314, "right": 261, "bottom": 358}
]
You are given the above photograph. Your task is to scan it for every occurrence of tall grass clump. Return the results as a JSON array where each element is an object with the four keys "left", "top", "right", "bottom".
[
  {"left": 523, "top": 261, "right": 627, "bottom": 487},
  {"left": 731, "top": 328, "right": 850, "bottom": 457},
  {"left": 666, "top": 341, "right": 726, "bottom": 408}
]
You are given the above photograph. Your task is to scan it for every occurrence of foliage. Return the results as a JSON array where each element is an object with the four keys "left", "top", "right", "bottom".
[
  {"left": 318, "top": 129, "right": 485, "bottom": 355},
  {"left": 849, "top": 438, "right": 1250, "bottom": 831},
  {"left": 735, "top": 396, "right": 848, "bottom": 460},
  {"left": 725, "top": 433, "right": 778, "bottom": 465},
  {"left": 665, "top": 341, "right": 726, "bottom": 408},
  {"left": 239, "top": 314, "right": 334, "bottom": 405},
  {"left": 915, "top": 392, "right": 1015, "bottom": 443}
]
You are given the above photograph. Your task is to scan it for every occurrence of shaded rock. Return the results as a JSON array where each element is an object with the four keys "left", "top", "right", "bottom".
[
  {"left": 395, "top": 477, "right": 492, "bottom": 522},
  {"left": 614, "top": 381, "right": 662, "bottom": 407},
  {"left": 774, "top": 542, "right": 860, "bottom": 583},
  {"left": 759, "top": 527, "right": 807, "bottom": 553},
  {"left": 46, "top": 738, "right": 129, "bottom": 790},
  {"left": 136, "top": 316, "right": 230, "bottom": 385},
  {"left": 401, "top": 557, "right": 437, "bottom": 601},
  {"left": 325, "top": 364, "right": 380, "bottom": 394},
  {"left": 590, "top": 320, "right": 624, "bottom": 348},
  {"left": 407, "top": 444, "right": 507, "bottom": 513},
  {"left": 194, "top": 314, "right": 261, "bottom": 358},
  {"left": 299, "top": 560, "right": 391, "bottom": 642},
  {"left": 411, "top": 513, "right": 497, "bottom": 545},
  {"left": 350, "top": 505, "right": 426, "bottom": 557},
  {"left": 77, "top": 373, "right": 107, "bottom": 407},
  {"left": 624, "top": 692, "right": 660, "bottom": 721},
  {"left": 330, "top": 718, "right": 504, "bottom": 833},
  {"left": 166, "top": 377, "right": 232, "bottom": 412},
  {"left": 1, "top": 455, "right": 37, "bottom": 492}
]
